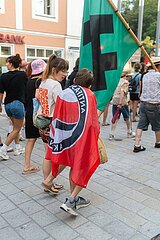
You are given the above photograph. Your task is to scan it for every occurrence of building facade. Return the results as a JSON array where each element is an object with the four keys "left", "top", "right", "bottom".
[{"left": 0, "top": 0, "right": 84, "bottom": 73}]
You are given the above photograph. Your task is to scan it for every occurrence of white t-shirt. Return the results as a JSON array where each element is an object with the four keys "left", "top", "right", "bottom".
[
  {"left": 38, "top": 79, "right": 62, "bottom": 117},
  {"left": 140, "top": 71, "right": 160, "bottom": 104}
]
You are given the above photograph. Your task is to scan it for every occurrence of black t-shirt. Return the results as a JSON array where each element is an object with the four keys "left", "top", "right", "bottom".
[{"left": 0, "top": 70, "right": 28, "bottom": 104}]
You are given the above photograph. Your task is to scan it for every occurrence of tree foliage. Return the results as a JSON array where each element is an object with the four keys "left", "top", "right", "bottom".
[{"left": 122, "top": 0, "right": 158, "bottom": 41}]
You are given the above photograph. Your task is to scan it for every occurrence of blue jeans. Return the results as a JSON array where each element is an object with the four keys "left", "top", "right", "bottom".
[
  {"left": 5, "top": 100, "right": 25, "bottom": 119},
  {"left": 112, "top": 105, "right": 130, "bottom": 121}
]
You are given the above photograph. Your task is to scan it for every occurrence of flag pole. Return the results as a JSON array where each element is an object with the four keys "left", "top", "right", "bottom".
[{"left": 108, "top": 0, "right": 158, "bottom": 71}]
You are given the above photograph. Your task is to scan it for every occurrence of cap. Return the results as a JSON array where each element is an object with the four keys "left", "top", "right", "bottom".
[{"left": 31, "top": 59, "right": 46, "bottom": 76}]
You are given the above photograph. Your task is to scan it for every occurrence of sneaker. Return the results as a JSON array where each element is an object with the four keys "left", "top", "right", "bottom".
[
  {"left": 0, "top": 149, "right": 9, "bottom": 160},
  {"left": 109, "top": 134, "right": 114, "bottom": 141},
  {"left": 75, "top": 196, "right": 91, "bottom": 210},
  {"left": 14, "top": 147, "right": 25, "bottom": 156},
  {"left": 60, "top": 198, "right": 78, "bottom": 216},
  {"left": 19, "top": 135, "right": 25, "bottom": 141},
  {"left": 133, "top": 145, "right": 146, "bottom": 153},
  {"left": 7, "top": 147, "right": 14, "bottom": 152},
  {"left": 127, "top": 132, "right": 135, "bottom": 138},
  {"left": 155, "top": 142, "right": 160, "bottom": 148}
]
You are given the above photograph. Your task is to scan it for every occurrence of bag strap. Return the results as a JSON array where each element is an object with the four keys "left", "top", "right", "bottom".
[{"left": 131, "top": 73, "right": 140, "bottom": 87}]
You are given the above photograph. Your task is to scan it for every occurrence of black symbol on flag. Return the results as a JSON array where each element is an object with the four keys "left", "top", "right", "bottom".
[{"left": 83, "top": 14, "right": 117, "bottom": 91}]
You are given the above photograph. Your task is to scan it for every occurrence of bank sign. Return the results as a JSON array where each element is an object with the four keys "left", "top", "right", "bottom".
[{"left": 0, "top": 34, "right": 25, "bottom": 44}]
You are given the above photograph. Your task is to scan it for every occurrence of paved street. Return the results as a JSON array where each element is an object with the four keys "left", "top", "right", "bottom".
[{"left": 0, "top": 107, "right": 160, "bottom": 240}]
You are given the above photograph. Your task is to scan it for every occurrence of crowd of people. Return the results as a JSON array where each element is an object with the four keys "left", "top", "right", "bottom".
[{"left": 0, "top": 53, "right": 160, "bottom": 216}]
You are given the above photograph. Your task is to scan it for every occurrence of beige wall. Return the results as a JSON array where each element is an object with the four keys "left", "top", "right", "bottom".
[
  {"left": 23, "top": 0, "right": 67, "bottom": 34},
  {"left": 0, "top": 0, "right": 16, "bottom": 28}
]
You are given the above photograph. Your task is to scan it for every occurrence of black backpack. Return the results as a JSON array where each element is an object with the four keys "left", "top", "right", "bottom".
[{"left": 129, "top": 73, "right": 140, "bottom": 93}]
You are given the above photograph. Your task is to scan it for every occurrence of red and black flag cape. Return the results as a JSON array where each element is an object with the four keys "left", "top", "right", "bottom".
[{"left": 46, "top": 85, "right": 100, "bottom": 188}]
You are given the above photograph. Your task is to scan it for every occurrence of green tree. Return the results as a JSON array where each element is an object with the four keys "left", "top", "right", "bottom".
[{"left": 122, "top": 0, "right": 158, "bottom": 41}]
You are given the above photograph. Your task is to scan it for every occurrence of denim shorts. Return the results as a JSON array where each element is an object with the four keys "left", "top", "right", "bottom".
[
  {"left": 112, "top": 105, "right": 130, "bottom": 121},
  {"left": 5, "top": 100, "right": 25, "bottom": 119},
  {"left": 137, "top": 102, "right": 160, "bottom": 132}
]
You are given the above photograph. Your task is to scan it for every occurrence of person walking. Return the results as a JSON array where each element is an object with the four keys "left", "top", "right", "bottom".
[
  {"left": 0, "top": 54, "right": 28, "bottom": 160},
  {"left": 133, "top": 59, "right": 160, "bottom": 152},
  {"left": 129, "top": 62, "right": 142, "bottom": 122},
  {"left": 109, "top": 71, "right": 135, "bottom": 140},
  {"left": 37, "top": 54, "right": 69, "bottom": 194},
  {"left": 23, "top": 59, "right": 47, "bottom": 174},
  {"left": 45, "top": 68, "right": 100, "bottom": 216}
]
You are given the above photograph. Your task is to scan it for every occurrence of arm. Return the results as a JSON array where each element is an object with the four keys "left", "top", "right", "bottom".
[
  {"left": 118, "top": 90, "right": 125, "bottom": 108},
  {"left": 0, "top": 93, "right": 3, "bottom": 113}
]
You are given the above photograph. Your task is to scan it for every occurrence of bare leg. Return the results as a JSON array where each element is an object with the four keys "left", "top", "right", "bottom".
[
  {"left": 0, "top": 136, "right": 2, "bottom": 145},
  {"left": 155, "top": 131, "right": 160, "bottom": 143},
  {"left": 125, "top": 119, "right": 131, "bottom": 132},
  {"left": 43, "top": 165, "right": 66, "bottom": 185},
  {"left": 135, "top": 128, "right": 143, "bottom": 145},
  {"left": 23, "top": 138, "right": 37, "bottom": 170},
  {"left": 43, "top": 159, "right": 52, "bottom": 180},
  {"left": 5, "top": 117, "right": 24, "bottom": 146},
  {"left": 102, "top": 104, "right": 109, "bottom": 125},
  {"left": 132, "top": 101, "right": 139, "bottom": 121}
]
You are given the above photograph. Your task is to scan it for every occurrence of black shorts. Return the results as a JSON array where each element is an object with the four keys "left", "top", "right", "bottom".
[{"left": 130, "top": 93, "right": 139, "bottom": 101}]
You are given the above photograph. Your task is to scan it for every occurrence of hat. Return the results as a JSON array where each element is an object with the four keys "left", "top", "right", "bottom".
[
  {"left": 31, "top": 59, "right": 46, "bottom": 75},
  {"left": 149, "top": 57, "right": 160, "bottom": 67}
]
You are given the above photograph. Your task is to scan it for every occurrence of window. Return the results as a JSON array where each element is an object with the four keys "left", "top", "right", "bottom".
[
  {"left": 1, "top": 46, "right": 11, "bottom": 56},
  {"left": 33, "top": 0, "right": 58, "bottom": 22},
  {"left": 0, "top": 45, "right": 13, "bottom": 57},
  {"left": 0, "top": 44, "right": 13, "bottom": 74},
  {"left": 26, "top": 46, "right": 63, "bottom": 62},
  {"left": 0, "top": 0, "right": 5, "bottom": 14}
]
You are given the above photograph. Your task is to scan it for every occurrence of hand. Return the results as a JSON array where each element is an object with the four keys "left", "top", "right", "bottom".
[{"left": 117, "top": 103, "right": 122, "bottom": 108}]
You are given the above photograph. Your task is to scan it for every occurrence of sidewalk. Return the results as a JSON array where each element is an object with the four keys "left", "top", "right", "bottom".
[{"left": 0, "top": 110, "right": 160, "bottom": 240}]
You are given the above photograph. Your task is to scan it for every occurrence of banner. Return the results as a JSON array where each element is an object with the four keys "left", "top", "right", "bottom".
[
  {"left": 79, "top": 0, "right": 139, "bottom": 110},
  {"left": 46, "top": 85, "right": 100, "bottom": 188}
]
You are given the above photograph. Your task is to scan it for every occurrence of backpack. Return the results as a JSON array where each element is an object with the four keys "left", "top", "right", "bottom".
[{"left": 129, "top": 73, "right": 140, "bottom": 93}]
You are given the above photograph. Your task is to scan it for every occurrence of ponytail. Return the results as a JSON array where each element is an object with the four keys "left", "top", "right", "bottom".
[
  {"left": 42, "top": 54, "right": 57, "bottom": 80},
  {"left": 6, "top": 53, "right": 22, "bottom": 68},
  {"left": 42, "top": 54, "right": 69, "bottom": 81}
]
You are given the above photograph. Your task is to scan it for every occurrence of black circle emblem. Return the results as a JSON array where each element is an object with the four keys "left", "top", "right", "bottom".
[{"left": 48, "top": 85, "right": 88, "bottom": 153}]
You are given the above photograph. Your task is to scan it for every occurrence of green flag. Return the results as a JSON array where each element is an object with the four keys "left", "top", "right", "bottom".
[{"left": 79, "top": 0, "right": 139, "bottom": 111}]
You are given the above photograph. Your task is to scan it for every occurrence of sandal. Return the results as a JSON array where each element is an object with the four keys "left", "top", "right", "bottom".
[
  {"left": 102, "top": 123, "right": 110, "bottom": 126},
  {"left": 22, "top": 166, "right": 40, "bottom": 175},
  {"left": 53, "top": 183, "right": 63, "bottom": 190},
  {"left": 41, "top": 182, "right": 59, "bottom": 195}
]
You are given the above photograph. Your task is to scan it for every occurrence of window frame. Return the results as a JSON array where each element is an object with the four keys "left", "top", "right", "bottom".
[
  {"left": 26, "top": 45, "right": 64, "bottom": 62},
  {"left": 0, "top": 44, "right": 14, "bottom": 57},
  {"left": 0, "top": 0, "right": 5, "bottom": 14},
  {"left": 32, "top": 0, "right": 58, "bottom": 22}
]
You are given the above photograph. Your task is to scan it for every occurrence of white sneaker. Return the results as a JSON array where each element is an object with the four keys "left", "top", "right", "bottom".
[
  {"left": 7, "top": 147, "right": 14, "bottom": 152},
  {"left": 109, "top": 134, "right": 114, "bottom": 141},
  {"left": 127, "top": 132, "right": 135, "bottom": 138},
  {"left": 19, "top": 135, "right": 25, "bottom": 141},
  {"left": 0, "top": 149, "right": 9, "bottom": 160},
  {"left": 14, "top": 147, "right": 25, "bottom": 156}
]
